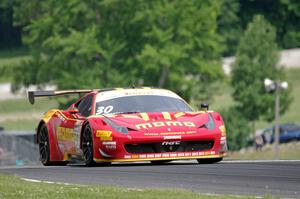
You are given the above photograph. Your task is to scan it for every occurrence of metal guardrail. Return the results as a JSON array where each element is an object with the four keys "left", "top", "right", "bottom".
[{"left": 0, "top": 131, "right": 39, "bottom": 166}]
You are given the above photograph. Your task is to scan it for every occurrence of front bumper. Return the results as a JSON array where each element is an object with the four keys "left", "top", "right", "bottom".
[{"left": 93, "top": 129, "right": 227, "bottom": 163}]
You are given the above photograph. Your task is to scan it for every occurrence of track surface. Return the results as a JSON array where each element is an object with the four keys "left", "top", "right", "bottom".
[{"left": 1, "top": 160, "right": 300, "bottom": 198}]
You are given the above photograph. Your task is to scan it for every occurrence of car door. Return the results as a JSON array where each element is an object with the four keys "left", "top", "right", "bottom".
[{"left": 57, "top": 94, "right": 94, "bottom": 156}]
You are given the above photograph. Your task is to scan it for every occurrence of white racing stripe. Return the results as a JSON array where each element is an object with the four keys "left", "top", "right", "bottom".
[
  {"left": 222, "top": 159, "right": 300, "bottom": 163},
  {"left": 21, "top": 178, "right": 84, "bottom": 186}
]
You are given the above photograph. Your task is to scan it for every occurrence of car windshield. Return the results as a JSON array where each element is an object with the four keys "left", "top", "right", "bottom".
[{"left": 95, "top": 95, "right": 192, "bottom": 115}]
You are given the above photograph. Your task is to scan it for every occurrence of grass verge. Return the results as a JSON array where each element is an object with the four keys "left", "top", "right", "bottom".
[
  {"left": 0, "top": 98, "right": 57, "bottom": 114},
  {"left": 228, "top": 141, "right": 300, "bottom": 160},
  {"left": 0, "top": 173, "right": 271, "bottom": 199},
  {"left": 0, "top": 119, "right": 39, "bottom": 131}
]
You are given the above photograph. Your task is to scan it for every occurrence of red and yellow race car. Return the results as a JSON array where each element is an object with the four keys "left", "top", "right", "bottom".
[{"left": 28, "top": 87, "right": 227, "bottom": 166}]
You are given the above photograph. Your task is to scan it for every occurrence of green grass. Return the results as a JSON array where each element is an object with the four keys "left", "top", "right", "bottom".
[
  {"left": 0, "top": 98, "right": 58, "bottom": 131},
  {"left": 0, "top": 48, "right": 29, "bottom": 66},
  {"left": 0, "top": 119, "right": 39, "bottom": 131},
  {"left": 228, "top": 141, "right": 300, "bottom": 160},
  {"left": 0, "top": 98, "right": 57, "bottom": 114},
  {"left": 0, "top": 173, "right": 273, "bottom": 199}
]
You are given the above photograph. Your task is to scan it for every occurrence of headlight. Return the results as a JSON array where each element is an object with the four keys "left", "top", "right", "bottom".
[
  {"left": 204, "top": 114, "right": 215, "bottom": 130},
  {"left": 103, "top": 118, "right": 129, "bottom": 134}
]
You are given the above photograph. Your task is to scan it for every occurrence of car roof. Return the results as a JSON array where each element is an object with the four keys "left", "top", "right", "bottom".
[{"left": 95, "top": 87, "right": 182, "bottom": 102}]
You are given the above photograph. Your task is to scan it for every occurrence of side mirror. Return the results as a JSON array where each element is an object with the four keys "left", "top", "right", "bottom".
[
  {"left": 68, "top": 108, "right": 79, "bottom": 114},
  {"left": 200, "top": 103, "right": 209, "bottom": 111}
]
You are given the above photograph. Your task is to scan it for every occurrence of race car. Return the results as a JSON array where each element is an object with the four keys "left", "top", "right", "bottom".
[{"left": 28, "top": 87, "right": 227, "bottom": 166}]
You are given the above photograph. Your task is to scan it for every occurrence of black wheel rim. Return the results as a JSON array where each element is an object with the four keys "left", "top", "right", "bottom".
[
  {"left": 39, "top": 126, "right": 49, "bottom": 164},
  {"left": 82, "top": 126, "right": 93, "bottom": 162}
]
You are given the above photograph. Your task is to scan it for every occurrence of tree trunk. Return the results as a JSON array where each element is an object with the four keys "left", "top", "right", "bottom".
[{"left": 158, "top": 65, "right": 169, "bottom": 88}]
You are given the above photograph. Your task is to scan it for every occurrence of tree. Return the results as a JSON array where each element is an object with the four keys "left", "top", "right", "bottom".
[
  {"left": 238, "top": 0, "right": 300, "bottom": 49},
  {"left": 231, "top": 15, "right": 292, "bottom": 130},
  {"left": 217, "top": 0, "right": 242, "bottom": 56},
  {"left": 10, "top": 0, "right": 224, "bottom": 104},
  {"left": 0, "top": 1, "right": 22, "bottom": 49},
  {"left": 220, "top": 107, "right": 250, "bottom": 151}
]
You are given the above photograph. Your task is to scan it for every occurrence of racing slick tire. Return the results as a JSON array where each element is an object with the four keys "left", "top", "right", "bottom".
[
  {"left": 82, "top": 124, "right": 97, "bottom": 167},
  {"left": 38, "top": 124, "right": 69, "bottom": 166},
  {"left": 197, "top": 158, "right": 223, "bottom": 164},
  {"left": 150, "top": 160, "right": 172, "bottom": 165}
]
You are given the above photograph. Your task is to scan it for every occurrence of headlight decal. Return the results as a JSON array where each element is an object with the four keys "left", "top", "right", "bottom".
[{"left": 103, "top": 118, "right": 129, "bottom": 134}]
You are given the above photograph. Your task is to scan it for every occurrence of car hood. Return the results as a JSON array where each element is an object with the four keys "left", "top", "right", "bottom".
[{"left": 100, "top": 112, "right": 210, "bottom": 133}]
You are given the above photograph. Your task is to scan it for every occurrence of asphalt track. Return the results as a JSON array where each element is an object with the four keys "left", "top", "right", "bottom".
[{"left": 0, "top": 160, "right": 299, "bottom": 198}]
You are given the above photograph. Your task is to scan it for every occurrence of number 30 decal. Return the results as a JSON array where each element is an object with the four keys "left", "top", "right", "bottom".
[{"left": 96, "top": 106, "right": 113, "bottom": 115}]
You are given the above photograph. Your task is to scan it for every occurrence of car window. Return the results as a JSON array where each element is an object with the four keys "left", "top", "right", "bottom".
[
  {"left": 76, "top": 95, "right": 93, "bottom": 117},
  {"left": 95, "top": 95, "right": 192, "bottom": 115}
]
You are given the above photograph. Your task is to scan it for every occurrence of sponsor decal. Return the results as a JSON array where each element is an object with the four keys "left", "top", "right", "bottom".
[
  {"left": 57, "top": 113, "right": 66, "bottom": 122},
  {"left": 185, "top": 152, "right": 191, "bottom": 156},
  {"left": 57, "top": 127, "right": 75, "bottom": 141},
  {"left": 219, "top": 125, "right": 226, "bottom": 136},
  {"left": 178, "top": 153, "right": 185, "bottom": 157},
  {"left": 162, "top": 141, "right": 180, "bottom": 146},
  {"left": 162, "top": 154, "right": 170, "bottom": 158},
  {"left": 74, "top": 121, "right": 82, "bottom": 153},
  {"left": 102, "top": 141, "right": 117, "bottom": 150},
  {"left": 132, "top": 155, "right": 139, "bottom": 159},
  {"left": 144, "top": 131, "right": 196, "bottom": 136},
  {"left": 147, "top": 154, "right": 155, "bottom": 158},
  {"left": 136, "top": 121, "right": 196, "bottom": 130},
  {"left": 123, "top": 151, "right": 218, "bottom": 159},
  {"left": 154, "top": 154, "right": 162, "bottom": 158},
  {"left": 96, "top": 130, "right": 112, "bottom": 141},
  {"left": 164, "top": 135, "right": 181, "bottom": 140},
  {"left": 102, "top": 141, "right": 116, "bottom": 145}
]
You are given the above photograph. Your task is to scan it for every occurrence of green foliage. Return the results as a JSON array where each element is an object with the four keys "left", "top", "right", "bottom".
[
  {"left": 238, "top": 0, "right": 300, "bottom": 50},
  {"left": 217, "top": 0, "right": 242, "bottom": 56},
  {"left": 231, "top": 15, "right": 292, "bottom": 123},
  {"left": 9, "top": 0, "right": 223, "bottom": 103},
  {"left": 221, "top": 107, "right": 250, "bottom": 151}
]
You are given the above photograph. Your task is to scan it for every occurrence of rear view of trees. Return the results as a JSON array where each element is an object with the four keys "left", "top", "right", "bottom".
[{"left": 9, "top": 0, "right": 223, "bottom": 103}]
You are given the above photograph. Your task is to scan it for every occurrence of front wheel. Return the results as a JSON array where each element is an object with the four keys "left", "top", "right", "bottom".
[
  {"left": 82, "top": 124, "right": 96, "bottom": 167},
  {"left": 197, "top": 158, "right": 223, "bottom": 164}
]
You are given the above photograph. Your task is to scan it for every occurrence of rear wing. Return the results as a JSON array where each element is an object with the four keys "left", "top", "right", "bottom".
[{"left": 27, "top": 89, "right": 97, "bottom": 104}]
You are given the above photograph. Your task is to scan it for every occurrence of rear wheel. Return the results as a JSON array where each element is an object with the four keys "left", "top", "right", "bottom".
[
  {"left": 38, "top": 124, "right": 51, "bottom": 166},
  {"left": 38, "top": 124, "right": 69, "bottom": 166},
  {"left": 197, "top": 158, "right": 223, "bottom": 164},
  {"left": 82, "top": 124, "right": 96, "bottom": 167}
]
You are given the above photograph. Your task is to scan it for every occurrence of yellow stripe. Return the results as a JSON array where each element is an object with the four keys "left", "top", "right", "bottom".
[
  {"left": 122, "top": 114, "right": 141, "bottom": 119},
  {"left": 94, "top": 154, "right": 224, "bottom": 163},
  {"left": 140, "top": 113, "right": 150, "bottom": 121},
  {"left": 162, "top": 112, "right": 171, "bottom": 120},
  {"left": 42, "top": 109, "right": 59, "bottom": 123},
  {"left": 174, "top": 112, "right": 185, "bottom": 118}
]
